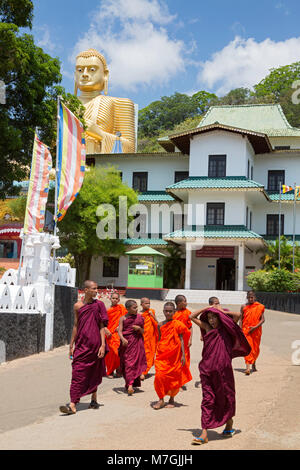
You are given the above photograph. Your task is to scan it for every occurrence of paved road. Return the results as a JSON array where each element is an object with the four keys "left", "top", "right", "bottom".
[{"left": 0, "top": 302, "right": 299, "bottom": 450}]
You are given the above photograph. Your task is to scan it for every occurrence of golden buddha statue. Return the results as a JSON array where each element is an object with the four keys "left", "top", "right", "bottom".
[{"left": 75, "top": 48, "right": 136, "bottom": 154}]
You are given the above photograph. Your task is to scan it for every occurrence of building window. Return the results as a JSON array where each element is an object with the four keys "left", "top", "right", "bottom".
[
  {"left": 207, "top": 203, "right": 225, "bottom": 225},
  {"left": 174, "top": 171, "right": 189, "bottom": 183},
  {"left": 246, "top": 206, "right": 249, "bottom": 228},
  {"left": 247, "top": 160, "right": 250, "bottom": 179},
  {"left": 133, "top": 172, "right": 148, "bottom": 192},
  {"left": 251, "top": 166, "right": 253, "bottom": 180},
  {"left": 208, "top": 155, "right": 226, "bottom": 177},
  {"left": 268, "top": 170, "right": 285, "bottom": 191},
  {"left": 250, "top": 211, "right": 252, "bottom": 230},
  {"left": 266, "top": 214, "right": 284, "bottom": 236},
  {"left": 85, "top": 157, "right": 95, "bottom": 167},
  {"left": 0, "top": 240, "right": 17, "bottom": 259},
  {"left": 103, "top": 257, "right": 119, "bottom": 278},
  {"left": 275, "top": 146, "right": 290, "bottom": 150}
]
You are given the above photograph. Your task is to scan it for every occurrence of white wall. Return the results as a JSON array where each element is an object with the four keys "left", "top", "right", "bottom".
[
  {"left": 188, "top": 192, "right": 246, "bottom": 226},
  {"left": 96, "top": 155, "right": 189, "bottom": 191},
  {"left": 90, "top": 256, "right": 129, "bottom": 287},
  {"left": 253, "top": 201, "right": 300, "bottom": 235},
  {"left": 253, "top": 152, "right": 300, "bottom": 188},
  {"left": 189, "top": 130, "right": 255, "bottom": 177}
]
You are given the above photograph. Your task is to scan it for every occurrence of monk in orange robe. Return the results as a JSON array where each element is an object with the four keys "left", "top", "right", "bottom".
[
  {"left": 173, "top": 294, "right": 193, "bottom": 387},
  {"left": 153, "top": 302, "right": 192, "bottom": 409},
  {"left": 240, "top": 291, "right": 265, "bottom": 375},
  {"left": 140, "top": 298, "right": 158, "bottom": 380},
  {"left": 104, "top": 292, "right": 126, "bottom": 378}
]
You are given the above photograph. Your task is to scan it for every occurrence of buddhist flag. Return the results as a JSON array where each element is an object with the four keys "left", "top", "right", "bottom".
[
  {"left": 56, "top": 101, "right": 86, "bottom": 222},
  {"left": 281, "top": 184, "right": 293, "bottom": 193},
  {"left": 23, "top": 134, "right": 52, "bottom": 234},
  {"left": 296, "top": 186, "right": 300, "bottom": 200}
]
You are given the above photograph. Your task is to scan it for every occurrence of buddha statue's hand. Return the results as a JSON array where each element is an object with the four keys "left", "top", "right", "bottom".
[{"left": 85, "top": 118, "right": 105, "bottom": 141}]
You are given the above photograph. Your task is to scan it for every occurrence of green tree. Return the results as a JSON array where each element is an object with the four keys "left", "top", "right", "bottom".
[
  {"left": 217, "top": 87, "right": 252, "bottom": 105},
  {"left": 56, "top": 166, "right": 138, "bottom": 286},
  {"left": 260, "top": 236, "right": 300, "bottom": 271},
  {"left": 163, "top": 244, "right": 185, "bottom": 288},
  {"left": 0, "top": 2, "right": 84, "bottom": 199}
]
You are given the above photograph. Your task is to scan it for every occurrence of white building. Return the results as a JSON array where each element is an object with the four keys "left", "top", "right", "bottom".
[{"left": 89, "top": 104, "right": 300, "bottom": 292}]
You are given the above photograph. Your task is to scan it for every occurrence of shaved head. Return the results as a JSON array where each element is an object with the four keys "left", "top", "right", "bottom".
[{"left": 83, "top": 280, "right": 97, "bottom": 289}]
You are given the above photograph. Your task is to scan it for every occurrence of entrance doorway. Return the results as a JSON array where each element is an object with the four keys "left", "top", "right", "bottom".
[{"left": 216, "top": 258, "right": 236, "bottom": 290}]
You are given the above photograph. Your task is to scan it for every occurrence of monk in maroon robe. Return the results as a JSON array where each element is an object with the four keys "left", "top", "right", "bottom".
[
  {"left": 59, "top": 280, "right": 108, "bottom": 414},
  {"left": 118, "top": 300, "right": 147, "bottom": 395},
  {"left": 190, "top": 300, "right": 251, "bottom": 444}
]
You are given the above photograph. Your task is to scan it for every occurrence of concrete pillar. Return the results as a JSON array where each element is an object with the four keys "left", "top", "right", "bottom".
[
  {"left": 185, "top": 243, "right": 192, "bottom": 290},
  {"left": 237, "top": 243, "right": 245, "bottom": 291}
]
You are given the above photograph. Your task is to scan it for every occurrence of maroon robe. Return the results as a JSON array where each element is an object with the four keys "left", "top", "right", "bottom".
[
  {"left": 118, "top": 314, "right": 147, "bottom": 388},
  {"left": 70, "top": 299, "right": 108, "bottom": 404},
  {"left": 199, "top": 308, "right": 251, "bottom": 429}
]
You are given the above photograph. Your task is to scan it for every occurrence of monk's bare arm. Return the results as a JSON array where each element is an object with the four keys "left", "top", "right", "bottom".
[
  {"left": 217, "top": 307, "right": 241, "bottom": 323},
  {"left": 239, "top": 305, "right": 245, "bottom": 328},
  {"left": 189, "top": 311, "right": 207, "bottom": 330},
  {"left": 69, "top": 303, "right": 80, "bottom": 359},
  {"left": 250, "top": 311, "right": 266, "bottom": 333},
  {"left": 98, "top": 322, "right": 106, "bottom": 358},
  {"left": 118, "top": 316, "right": 128, "bottom": 346},
  {"left": 179, "top": 334, "right": 186, "bottom": 366}
]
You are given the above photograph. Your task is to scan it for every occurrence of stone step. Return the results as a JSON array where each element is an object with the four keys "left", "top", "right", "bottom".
[{"left": 165, "top": 289, "right": 248, "bottom": 305}]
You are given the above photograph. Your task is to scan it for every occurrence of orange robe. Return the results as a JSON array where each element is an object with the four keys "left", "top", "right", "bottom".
[
  {"left": 105, "top": 304, "right": 127, "bottom": 375},
  {"left": 173, "top": 309, "right": 192, "bottom": 374},
  {"left": 242, "top": 302, "right": 265, "bottom": 365},
  {"left": 154, "top": 319, "right": 192, "bottom": 399},
  {"left": 142, "top": 309, "right": 159, "bottom": 375}
]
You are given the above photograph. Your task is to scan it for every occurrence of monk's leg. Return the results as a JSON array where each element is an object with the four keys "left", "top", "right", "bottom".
[
  {"left": 191, "top": 428, "right": 208, "bottom": 444},
  {"left": 69, "top": 402, "right": 77, "bottom": 413},
  {"left": 252, "top": 362, "right": 257, "bottom": 372},
  {"left": 245, "top": 363, "right": 251, "bottom": 375},
  {"left": 166, "top": 388, "right": 179, "bottom": 408},
  {"left": 153, "top": 398, "right": 165, "bottom": 409},
  {"left": 224, "top": 418, "right": 233, "bottom": 431},
  {"left": 128, "top": 385, "right": 134, "bottom": 395},
  {"left": 140, "top": 374, "right": 145, "bottom": 381}
]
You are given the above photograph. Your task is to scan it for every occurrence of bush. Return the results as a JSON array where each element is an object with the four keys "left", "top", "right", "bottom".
[
  {"left": 247, "top": 270, "right": 269, "bottom": 291},
  {"left": 247, "top": 268, "right": 298, "bottom": 292}
]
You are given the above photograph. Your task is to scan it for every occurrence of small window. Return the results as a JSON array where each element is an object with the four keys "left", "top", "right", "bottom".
[
  {"left": 133, "top": 172, "right": 148, "bottom": 192},
  {"left": 275, "top": 146, "right": 290, "bottom": 150},
  {"left": 247, "top": 160, "right": 250, "bottom": 179},
  {"left": 250, "top": 211, "right": 252, "bottom": 230},
  {"left": 251, "top": 166, "right": 253, "bottom": 180},
  {"left": 208, "top": 155, "right": 226, "bottom": 177},
  {"left": 268, "top": 170, "right": 285, "bottom": 192},
  {"left": 246, "top": 206, "right": 249, "bottom": 228},
  {"left": 85, "top": 157, "right": 95, "bottom": 167},
  {"left": 103, "top": 257, "right": 119, "bottom": 278},
  {"left": 207, "top": 203, "right": 225, "bottom": 225},
  {"left": 266, "top": 214, "right": 284, "bottom": 236},
  {"left": 174, "top": 171, "right": 189, "bottom": 183}
]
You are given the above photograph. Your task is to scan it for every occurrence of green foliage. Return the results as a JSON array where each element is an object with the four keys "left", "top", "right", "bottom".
[
  {"left": 57, "top": 253, "right": 75, "bottom": 268},
  {"left": 247, "top": 268, "right": 299, "bottom": 292},
  {"left": 0, "top": 265, "right": 6, "bottom": 276},
  {"left": 163, "top": 244, "right": 185, "bottom": 288},
  {"left": 56, "top": 166, "right": 138, "bottom": 286},
  {"left": 138, "top": 91, "right": 216, "bottom": 138},
  {"left": 261, "top": 236, "right": 300, "bottom": 271},
  {"left": 7, "top": 195, "right": 27, "bottom": 220},
  {"left": 0, "top": 0, "right": 33, "bottom": 28},
  {"left": 0, "top": 4, "right": 84, "bottom": 199}
]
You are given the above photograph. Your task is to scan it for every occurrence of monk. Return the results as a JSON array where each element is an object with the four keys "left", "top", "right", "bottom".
[
  {"left": 118, "top": 300, "right": 147, "bottom": 395},
  {"left": 240, "top": 291, "right": 265, "bottom": 375},
  {"left": 174, "top": 295, "right": 193, "bottom": 388},
  {"left": 105, "top": 292, "right": 127, "bottom": 378},
  {"left": 153, "top": 302, "right": 192, "bottom": 410},
  {"left": 59, "top": 280, "right": 108, "bottom": 415},
  {"left": 140, "top": 297, "right": 158, "bottom": 380},
  {"left": 189, "top": 303, "right": 251, "bottom": 445}
]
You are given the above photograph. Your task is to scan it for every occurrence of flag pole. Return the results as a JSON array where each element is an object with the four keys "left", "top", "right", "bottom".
[
  {"left": 293, "top": 182, "right": 296, "bottom": 273},
  {"left": 278, "top": 181, "right": 282, "bottom": 269}
]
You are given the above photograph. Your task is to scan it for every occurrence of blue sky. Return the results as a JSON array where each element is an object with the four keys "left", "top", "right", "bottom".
[{"left": 30, "top": 0, "right": 300, "bottom": 109}]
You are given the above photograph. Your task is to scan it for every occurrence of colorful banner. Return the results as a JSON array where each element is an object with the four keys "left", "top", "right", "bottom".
[
  {"left": 295, "top": 186, "right": 300, "bottom": 200},
  {"left": 23, "top": 134, "right": 52, "bottom": 234},
  {"left": 56, "top": 101, "right": 86, "bottom": 222},
  {"left": 281, "top": 184, "right": 293, "bottom": 193}
]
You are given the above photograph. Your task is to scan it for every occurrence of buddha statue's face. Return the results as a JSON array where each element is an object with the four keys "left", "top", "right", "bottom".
[{"left": 75, "top": 56, "right": 107, "bottom": 92}]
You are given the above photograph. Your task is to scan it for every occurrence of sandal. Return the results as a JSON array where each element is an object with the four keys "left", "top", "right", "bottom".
[
  {"left": 191, "top": 437, "right": 208, "bottom": 445},
  {"left": 89, "top": 400, "right": 100, "bottom": 409},
  {"left": 59, "top": 404, "right": 76, "bottom": 415},
  {"left": 222, "top": 429, "right": 236, "bottom": 437}
]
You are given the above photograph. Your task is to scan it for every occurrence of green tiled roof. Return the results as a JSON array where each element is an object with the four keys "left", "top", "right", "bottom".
[
  {"left": 164, "top": 225, "right": 263, "bottom": 240},
  {"left": 124, "top": 238, "right": 168, "bottom": 246},
  {"left": 267, "top": 191, "right": 300, "bottom": 201},
  {"left": 167, "top": 176, "right": 264, "bottom": 190},
  {"left": 138, "top": 191, "right": 175, "bottom": 202},
  {"left": 125, "top": 246, "right": 166, "bottom": 256},
  {"left": 199, "top": 104, "right": 300, "bottom": 138}
]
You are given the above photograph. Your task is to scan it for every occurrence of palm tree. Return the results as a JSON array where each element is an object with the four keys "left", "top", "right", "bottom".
[
  {"left": 260, "top": 236, "right": 300, "bottom": 271},
  {"left": 163, "top": 244, "right": 185, "bottom": 288}
]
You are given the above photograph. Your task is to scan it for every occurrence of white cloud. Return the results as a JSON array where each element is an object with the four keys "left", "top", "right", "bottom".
[
  {"left": 70, "top": 0, "right": 185, "bottom": 91},
  {"left": 34, "top": 25, "right": 56, "bottom": 53},
  {"left": 198, "top": 36, "right": 300, "bottom": 95}
]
